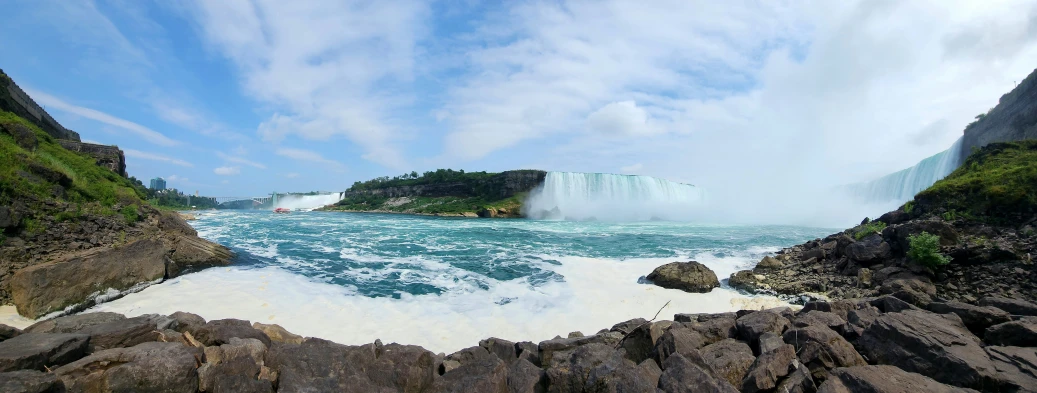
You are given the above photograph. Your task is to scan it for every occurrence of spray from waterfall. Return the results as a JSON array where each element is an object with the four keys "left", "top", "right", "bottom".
[
  {"left": 273, "top": 193, "right": 345, "bottom": 211},
  {"left": 844, "top": 136, "right": 964, "bottom": 206},
  {"left": 524, "top": 172, "right": 705, "bottom": 221}
]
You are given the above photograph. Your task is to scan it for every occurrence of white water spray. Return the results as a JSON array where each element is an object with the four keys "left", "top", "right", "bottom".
[
  {"left": 273, "top": 193, "right": 344, "bottom": 211},
  {"left": 844, "top": 137, "right": 964, "bottom": 205},
  {"left": 524, "top": 172, "right": 705, "bottom": 221}
]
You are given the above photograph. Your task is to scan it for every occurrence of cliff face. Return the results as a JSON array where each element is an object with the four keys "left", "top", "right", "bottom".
[
  {"left": 960, "top": 68, "right": 1037, "bottom": 161},
  {"left": 57, "top": 140, "right": 126, "bottom": 177},
  {"left": 0, "top": 69, "right": 80, "bottom": 142}
]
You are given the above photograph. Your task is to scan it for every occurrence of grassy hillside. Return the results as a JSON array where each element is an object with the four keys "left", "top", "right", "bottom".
[
  {"left": 0, "top": 111, "right": 148, "bottom": 231},
  {"left": 326, "top": 192, "right": 527, "bottom": 216}
]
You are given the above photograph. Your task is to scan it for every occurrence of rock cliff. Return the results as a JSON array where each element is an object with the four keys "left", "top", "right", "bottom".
[
  {"left": 960, "top": 67, "right": 1037, "bottom": 161},
  {"left": 0, "top": 69, "right": 80, "bottom": 142}
]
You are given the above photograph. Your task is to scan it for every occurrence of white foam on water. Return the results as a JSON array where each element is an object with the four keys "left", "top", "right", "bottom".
[
  {"left": 87, "top": 254, "right": 788, "bottom": 354},
  {"left": 0, "top": 305, "right": 33, "bottom": 329}
]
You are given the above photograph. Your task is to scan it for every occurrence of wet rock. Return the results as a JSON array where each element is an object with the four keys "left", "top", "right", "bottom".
[
  {"left": 195, "top": 319, "right": 271, "bottom": 347},
  {"left": 1, "top": 324, "right": 23, "bottom": 342},
  {"left": 928, "top": 301, "right": 1012, "bottom": 336},
  {"left": 700, "top": 339, "right": 755, "bottom": 387},
  {"left": 728, "top": 270, "right": 760, "bottom": 292},
  {"left": 845, "top": 234, "right": 891, "bottom": 264},
  {"left": 756, "top": 256, "right": 783, "bottom": 269},
  {"left": 10, "top": 239, "right": 168, "bottom": 318},
  {"left": 979, "top": 297, "right": 1037, "bottom": 316},
  {"left": 857, "top": 309, "right": 997, "bottom": 390},
  {"left": 783, "top": 326, "right": 866, "bottom": 382},
  {"left": 984, "top": 320, "right": 1037, "bottom": 347},
  {"left": 740, "top": 344, "right": 798, "bottom": 393},
  {"left": 986, "top": 346, "right": 1037, "bottom": 393},
  {"left": 0, "top": 370, "right": 64, "bottom": 393},
  {"left": 647, "top": 261, "right": 720, "bottom": 293},
  {"left": 253, "top": 322, "right": 304, "bottom": 344},
  {"left": 816, "top": 365, "right": 978, "bottom": 393},
  {"left": 736, "top": 310, "right": 791, "bottom": 353},
  {"left": 24, "top": 312, "right": 126, "bottom": 334},
  {"left": 777, "top": 363, "right": 817, "bottom": 393},
  {"left": 651, "top": 326, "right": 706, "bottom": 365},
  {"left": 0, "top": 333, "right": 89, "bottom": 372},
  {"left": 55, "top": 342, "right": 202, "bottom": 393},
  {"left": 658, "top": 352, "right": 738, "bottom": 393},
  {"left": 170, "top": 311, "right": 206, "bottom": 334}
]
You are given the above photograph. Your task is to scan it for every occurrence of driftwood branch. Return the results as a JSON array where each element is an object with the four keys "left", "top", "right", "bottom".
[{"left": 615, "top": 300, "right": 671, "bottom": 349}]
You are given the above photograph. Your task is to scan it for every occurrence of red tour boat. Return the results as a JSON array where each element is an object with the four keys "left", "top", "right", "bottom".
[{"left": 274, "top": 208, "right": 291, "bottom": 214}]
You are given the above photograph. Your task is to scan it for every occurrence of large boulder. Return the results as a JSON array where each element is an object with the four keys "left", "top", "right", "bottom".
[
  {"left": 699, "top": 339, "right": 755, "bottom": 387},
  {"left": 198, "top": 338, "right": 272, "bottom": 393},
  {"left": 651, "top": 326, "right": 706, "bottom": 365},
  {"left": 856, "top": 310, "right": 998, "bottom": 390},
  {"left": 793, "top": 311, "right": 847, "bottom": 332},
  {"left": 777, "top": 363, "right": 817, "bottom": 393},
  {"left": 740, "top": 343, "right": 798, "bottom": 393},
  {"left": 816, "top": 365, "right": 979, "bottom": 393},
  {"left": 195, "top": 319, "right": 272, "bottom": 347},
  {"left": 844, "top": 234, "right": 891, "bottom": 264},
  {"left": 984, "top": 320, "right": 1037, "bottom": 347},
  {"left": 253, "top": 322, "right": 304, "bottom": 345},
  {"left": 0, "top": 370, "right": 64, "bottom": 393},
  {"left": 166, "top": 235, "right": 234, "bottom": 278},
  {"left": 685, "top": 315, "right": 738, "bottom": 346},
  {"left": 728, "top": 270, "right": 761, "bottom": 292},
  {"left": 55, "top": 342, "right": 202, "bottom": 393},
  {"left": 265, "top": 338, "right": 435, "bottom": 393},
  {"left": 1, "top": 324, "right": 23, "bottom": 342},
  {"left": 800, "top": 300, "right": 856, "bottom": 320},
  {"left": 583, "top": 350, "right": 661, "bottom": 393},
  {"left": 23, "top": 312, "right": 126, "bottom": 334},
  {"left": 979, "top": 297, "right": 1037, "bottom": 316},
  {"left": 646, "top": 261, "right": 720, "bottom": 293},
  {"left": 543, "top": 343, "right": 616, "bottom": 393},
  {"left": 658, "top": 352, "right": 738, "bottom": 393},
  {"left": 427, "top": 348, "right": 508, "bottom": 393},
  {"left": 9, "top": 239, "right": 168, "bottom": 318},
  {"left": 538, "top": 332, "right": 620, "bottom": 367},
  {"left": 783, "top": 326, "right": 866, "bottom": 382},
  {"left": 928, "top": 301, "right": 1013, "bottom": 336},
  {"left": 170, "top": 311, "right": 206, "bottom": 334},
  {"left": 986, "top": 346, "right": 1037, "bottom": 393},
  {"left": 0, "top": 333, "right": 89, "bottom": 372},
  {"left": 891, "top": 219, "right": 959, "bottom": 250},
  {"left": 736, "top": 310, "right": 791, "bottom": 354}
]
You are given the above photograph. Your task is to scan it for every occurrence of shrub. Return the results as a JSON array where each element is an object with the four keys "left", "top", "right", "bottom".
[
  {"left": 942, "top": 210, "right": 957, "bottom": 221},
  {"left": 908, "top": 231, "right": 950, "bottom": 269},
  {"left": 120, "top": 205, "right": 139, "bottom": 223},
  {"left": 903, "top": 201, "right": 914, "bottom": 214},
  {"left": 853, "top": 221, "right": 887, "bottom": 240}
]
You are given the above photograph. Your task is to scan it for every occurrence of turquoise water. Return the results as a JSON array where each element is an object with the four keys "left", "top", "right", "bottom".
[{"left": 92, "top": 211, "right": 833, "bottom": 353}]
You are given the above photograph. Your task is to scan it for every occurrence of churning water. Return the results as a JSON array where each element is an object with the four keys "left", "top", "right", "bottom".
[
  {"left": 525, "top": 172, "right": 706, "bottom": 221},
  {"left": 89, "top": 211, "right": 831, "bottom": 353}
]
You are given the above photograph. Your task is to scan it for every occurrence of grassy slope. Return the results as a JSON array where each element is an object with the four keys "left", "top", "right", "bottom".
[
  {"left": 912, "top": 141, "right": 1037, "bottom": 224},
  {"left": 0, "top": 111, "right": 147, "bottom": 229}
]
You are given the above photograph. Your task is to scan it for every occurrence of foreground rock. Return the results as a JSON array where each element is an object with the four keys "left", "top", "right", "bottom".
[
  {"left": 0, "top": 333, "right": 89, "bottom": 372},
  {"left": 817, "top": 365, "right": 978, "bottom": 393},
  {"left": 646, "top": 261, "right": 720, "bottom": 293},
  {"left": 55, "top": 342, "right": 203, "bottom": 393}
]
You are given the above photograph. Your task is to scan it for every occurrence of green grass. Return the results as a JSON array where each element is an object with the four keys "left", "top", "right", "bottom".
[
  {"left": 908, "top": 232, "right": 950, "bottom": 268},
  {"left": 852, "top": 221, "right": 887, "bottom": 240},
  {"left": 327, "top": 192, "right": 529, "bottom": 216},
  {"left": 914, "top": 141, "right": 1037, "bottom": 223}
]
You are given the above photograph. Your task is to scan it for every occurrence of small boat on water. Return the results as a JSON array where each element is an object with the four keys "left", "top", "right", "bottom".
[{"left": 274, "top": 208, "right": 291, "bottom": 214}]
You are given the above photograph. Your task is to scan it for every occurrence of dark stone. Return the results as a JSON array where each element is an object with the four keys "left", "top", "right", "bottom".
[
  {"left": 265, "top": 338, "right": 434, "bottom": 393},
  {"left": 0, "top": 324, "right": 23, "bottom": 342},
  {"left": 736, "top": 310, "right": 791, "bottom": 353},
  {"left": 844, "top": 234, "right": 891, "bottom": 264},
  {"left": 674, "top": 312, "right": 737, "bottom": 323},
  {"left": 651, "top": 326, "right": 706, "bottom": 365},
  {"left": 984, "top": 320, "right": 1037, "bottom": 347},
  {"left": 198, "top": 338, "right": 270, "bottom": 393},
  {"left": 658, "top": 352, "right": 738, "bottom": 393},
  {"left": 543, "top": 343, "right": 615, "bottom": 393},
  {"left": 757, "top": 332, "right": 785, "bottom": 355},
  {"left": 584, "top": 352, "right": 661, "bottom": 393},
  {"left": 928, "top": 301, "right": 1013, "bottom": 336},
  {"left": 479, "top": 337, "right": 518, "bottom": 362},
  {"left": 857, "top": 309, "right": 997, "bottom": 390},
  {"left": 170, "top": 311, "right": 206, "bottom": 334},
  {"left": 506, "top": 358, "right": 545, "bottom": 393},
  {"left": 892, "top": 219, "right": 960, "bottom": 251},
  {"left": 0, "top": 333, "right": 89, "bottom": 372},
  {"left": 700, "top": 339, "right": 755, "bottom": 387},
  {"left": 816, "top": 365, "right": 978, "bottom": 393},
  {"left": 618, "top": 323, "right": 655, "bottom": 364},
  {"left": 537, "top": 333, "right": 619, "bottom": 367},
  {"left": 0, "top": 206, "right": 21, "bottom": 229},
  {"left": 427, "top": 348, "right": 508, "bottom": 393},
  {"left": 55, "top": 342, "right": 202, "bottom": 393},
  {"left": 611, "top": 318, "right": 648, "bottom": 334},
  {"left": 844, "top": 305, "right": 881, "bottom": 342},
  {"left": 72, "top": 316, "right": 158, "bottom": 352},
  {"left": 740, "top": 344, "right": 798, "bottom": 393},
  {"left": 979, "top": 297, "right": 1037, "bottom": 316},
  {"left": 687, "top": 316, "right": 738, "bottom": 346},
  {"left": 783, "top": 326, "right": 866, "bottom": 382},
  {"left": 793, "top": 311, "right": 847, "bottom": 332},
  {"left": 728, "top": 270, "right": 759, "bottom": 292},
  {"left": 800, "top": 301, "right": 856, "bottom": 321},
  {"left": 880, "top": 278, "right": 937, "bottom": 307},
  {"left": 515, "top": 341, "right": 540, "bottom": 367},
  {"left": 24, "top": 312, "right": 125, "bottom": 334},
  {"left": 777, "top": 363, "right": 817, "bottom": 393},
  {"left": 0, "top": 370, "right": 64, "bottom": 393},
  {"left": 646, "top": 261, "right": 720, "bottom": 293},
  {"left": 195, "top": 319, "right": 271, "bottom": 347},
  {"left": 986, "top": 346, "right": 1037, "bottom": 393},
  {"left": 868, "top": 295, "right": 920, "bottom": 313}
]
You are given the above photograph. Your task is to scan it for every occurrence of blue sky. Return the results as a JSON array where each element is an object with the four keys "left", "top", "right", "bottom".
[{"left": 2, "top": 0, "right": 1036, "bottom": 199}]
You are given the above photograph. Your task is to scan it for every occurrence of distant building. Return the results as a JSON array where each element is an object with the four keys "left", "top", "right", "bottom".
[{"left": 149, "top": 177, "right": 166, "bottom": 191}]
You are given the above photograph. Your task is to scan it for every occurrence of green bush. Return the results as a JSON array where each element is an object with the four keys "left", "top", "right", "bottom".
[
  {"left": 853, "top": 221, "right": 887, "bottom": 240},
  {"left": 908, "top": 231, "right": 950, "bottom": 268},
  {"left": 903, "top": 201, "right": 914, "bottom": 214},
  {"left": 120, "top": 205, "right": 139, "bottom": 223}
]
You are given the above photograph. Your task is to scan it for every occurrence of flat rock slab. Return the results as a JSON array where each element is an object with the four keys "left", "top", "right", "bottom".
[
  {"left": 0, "top": 370, "right": 65, "bottom": 393},
  {"left": 986, "top": 346, "right": 1037, "bottom": 393},
  {"left": 928, "top": 301, "right": 1012, "bottom": 336},
  {"left": 0, "top": 333, "right": 89, "bottom": 372},
  {"left": 647, "top": 261, "right": 720, "bottom": 293},
  {"left": 979, "top": 297, "right": 1037, "bottom": 316},
  {"left": 0, "top": 324, "right": 23, "bottom": 342},
  {"left": 817, "top": 365, "right": 979, "bottom": 393},
  {"left": 55, "top": 341, "right": 202, "bottom": 393},
  {"left": 984, "top": 320, "right": 1037, "bottom": 347},
  {"left": 195, "top": 319, "right": 271, "bottom": 347},
  {"left": 24, "top": 312, "right": 125, "bottom": 334},
  {"left": 266, "top": 338, "right": 434, "bottom": 393},
  {"left": 659, "top": 352, "right": 738, "bottom": 393}
]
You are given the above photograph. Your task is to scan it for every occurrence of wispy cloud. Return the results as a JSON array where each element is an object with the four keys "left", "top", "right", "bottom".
[
  {"left": 620, "top": 163, "right": 644, "bottom": 173},
  {"left": 213, "top": 166, "right": 241, "bottom": 176},
  {"left": 124, "top": 149, "right": 193, "bottom": 167},
  {"left": 216, "top": 151, "right": 266, "bottom": 169},
  {"left": 275, "top": 148, "right": 345, "bottom": 171},
  {"left": 27, "top": 89, "right": 180, "bottom": 146},
  {"left": 151, "top": 100, "right": 249, "bottom": 142}
]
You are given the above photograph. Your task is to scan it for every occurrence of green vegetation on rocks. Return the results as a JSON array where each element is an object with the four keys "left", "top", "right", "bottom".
[
  {"left": 907, "top": 231, "right": 950, "bottom": 269},
  {"left": 852, "top": 221, "right": 887, "bottom": 240}
]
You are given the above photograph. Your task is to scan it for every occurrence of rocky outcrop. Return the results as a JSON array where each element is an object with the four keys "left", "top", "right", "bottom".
[
  {"left": 57, "top": 140, "right": 127, "bottom": 176},
  {"left": 960, "top": 67, "right": 1037, "bottom": 162},
  {"left": 817, "top": 365, "right": 978, "bottom": 393},
  {"left": 0, "top": 69, "right": 80, "bottom": 141},
  {"left": 646, "top": 261, "right": 720, "bottom": 293},
  {"left": 343, "top": 170, "right": 546, "bottom": 200}
]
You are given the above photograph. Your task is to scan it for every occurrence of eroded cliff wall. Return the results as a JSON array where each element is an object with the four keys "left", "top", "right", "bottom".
[{"left": 960, "top": 68, "right": 1037, "bottom": 161}]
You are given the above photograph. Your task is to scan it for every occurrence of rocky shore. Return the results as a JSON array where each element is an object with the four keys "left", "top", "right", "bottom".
[{"left": 3, "top": 293, "right": 1035, "bottom": 392}]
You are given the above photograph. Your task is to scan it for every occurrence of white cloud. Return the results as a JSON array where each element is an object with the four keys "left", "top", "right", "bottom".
[
  {"left": 587, "top": 101, "right": 656, "bottom": 136},
  {"left": 620, "top": 163, "right": 643, "bottom": 173},
  {"left": 213, "top": 166, "right": 241, "bottom": 176},
  {"left": 275, "top": 148, "right": 346, "bottom": 171},
  {"left": 184, "top": 0, "right": 427, "bottom": 169},
  {"left": 124, "top": 149, "right": 193, "bottom": 167},
  {"left": 26, "top": 89, "right": 180, "bottom": 146},
  {"left": 216, "top": 151, "right": 266, "bottom": 169},
  {"left": 151, "top": 100, "right": 249, "bottom": 142},
  {"left": 166, "top": 174, "right": 188, "bottom": 182}
]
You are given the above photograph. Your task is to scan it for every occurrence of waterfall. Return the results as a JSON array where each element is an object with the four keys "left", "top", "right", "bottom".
[
  {"left": 846, "top": 137, "right": 964, "bottom": 204},
  {"left": 273, "top": 193, "right": 345, "bottom": 211},
  {"left": 524, "top": 172, "right": 705, "bottom": 221}
]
